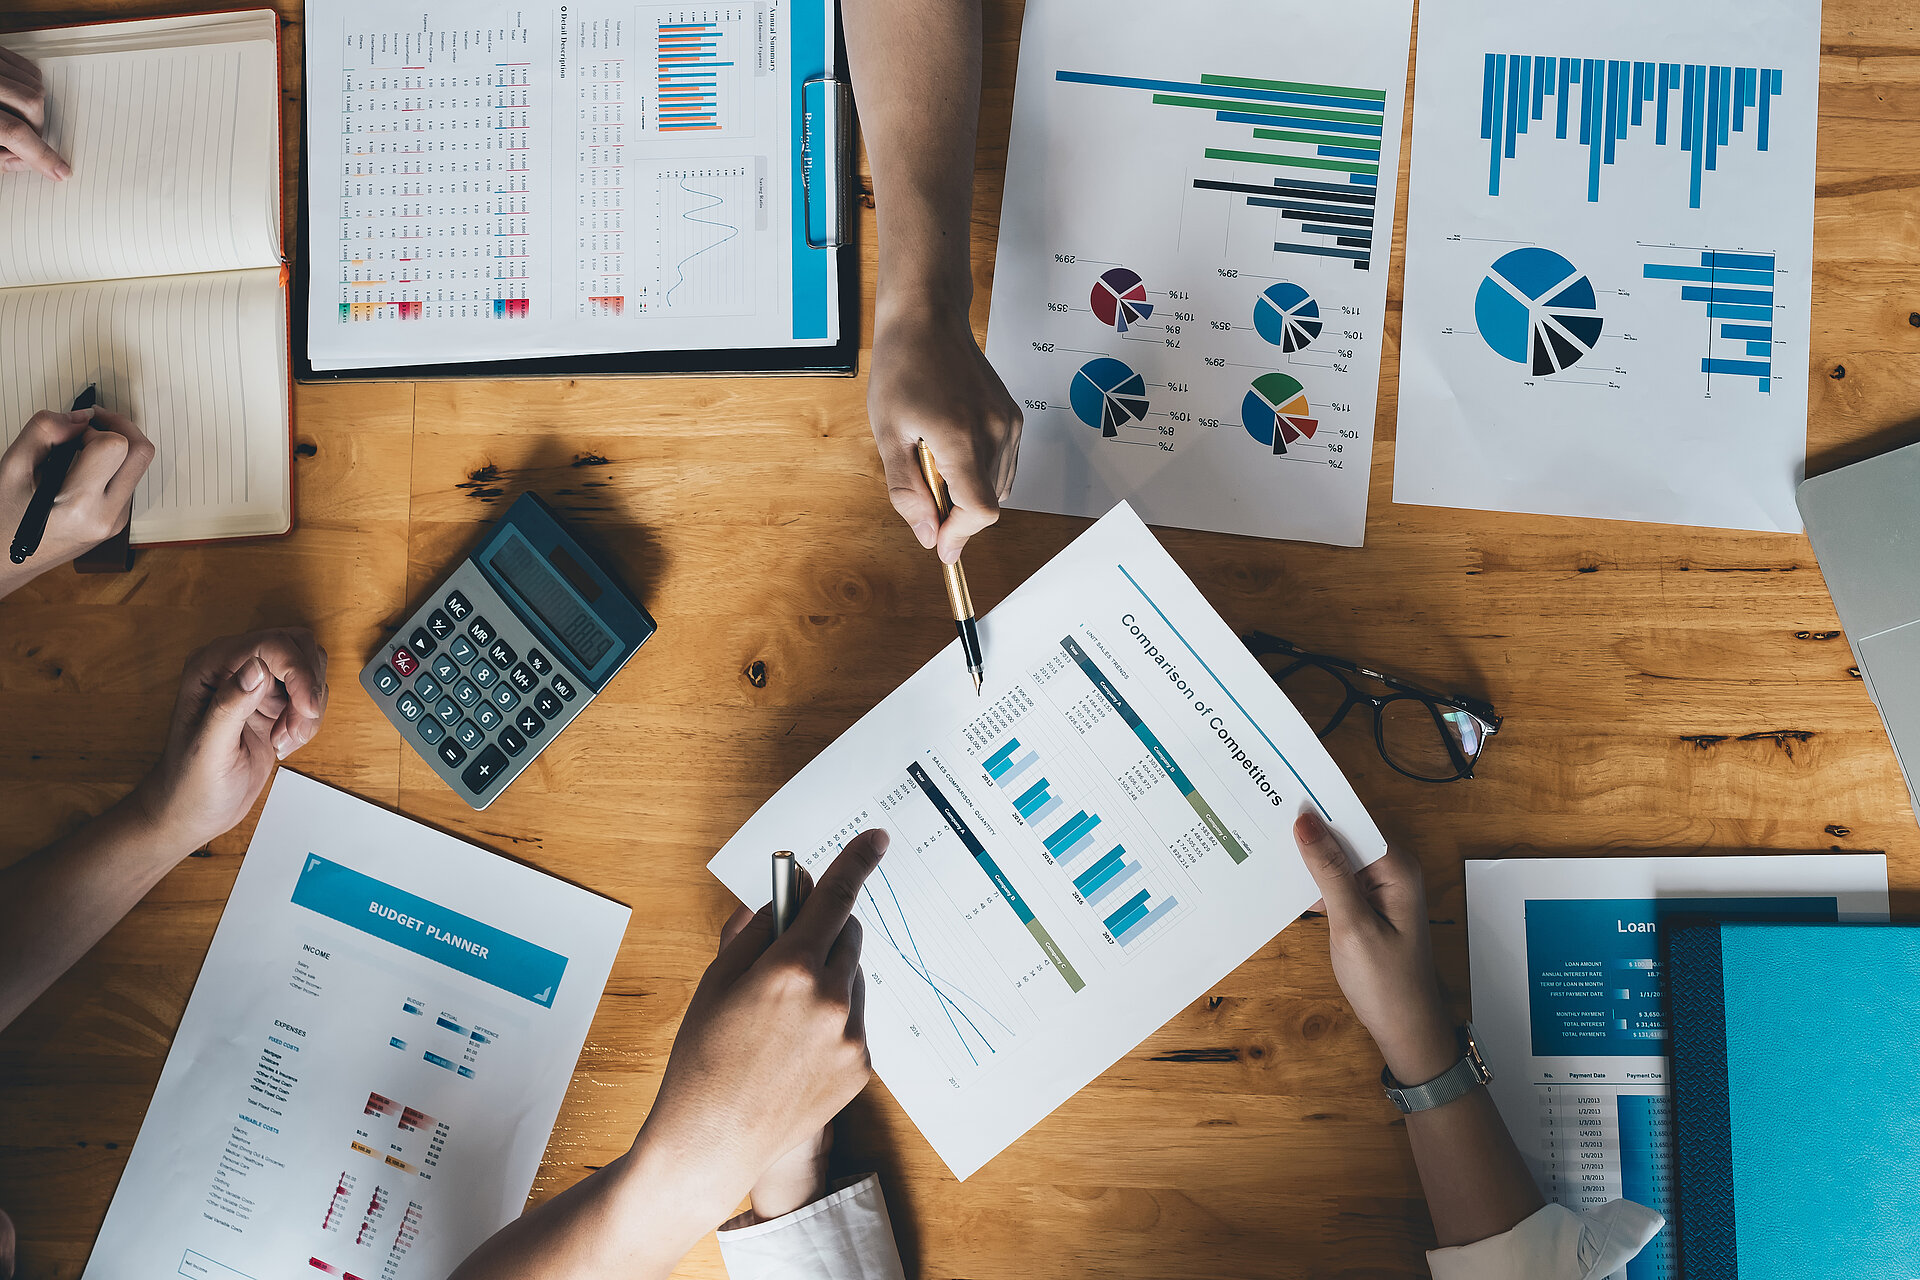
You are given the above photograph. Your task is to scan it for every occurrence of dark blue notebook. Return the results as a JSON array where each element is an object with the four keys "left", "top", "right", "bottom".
[{"left": 1669, "top": 922, "right": 1920, "bottom": 1278}]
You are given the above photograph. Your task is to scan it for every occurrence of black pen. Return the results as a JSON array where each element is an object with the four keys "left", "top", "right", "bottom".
[
  {"left": 10, "top": 384, "right": 95, "bottom": 565},
  {"left": 914, "top": 440, "right": 986, "bottom": 695}
]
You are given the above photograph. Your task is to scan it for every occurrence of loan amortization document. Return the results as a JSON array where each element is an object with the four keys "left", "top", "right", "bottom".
[
  {"left": 303, "top": 0, "right": 838, "bottom": 369},
  {"left": 1465, "top": 856, "right": 1887, "bottom": 1280},
  {"left": 1395, "top": 0, "right": 1820, "bottom": 531},
  {"left": 709, "top": 504, "right": 1386, "bottom": 1179},
  {"left": 83, "top": 772, "right": 629, "bottom": 1280}
]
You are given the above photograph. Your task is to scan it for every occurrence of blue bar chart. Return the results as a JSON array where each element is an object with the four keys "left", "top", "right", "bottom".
[
  {"left": 1479, "top": 53, "right": 1783, "bottom": 208},
  {"left": 1055, "top": 70, "right": 1389, "bottom": 269},
  {"left": 1642, "top": 248, "right": 1778, "bottom": 391}
]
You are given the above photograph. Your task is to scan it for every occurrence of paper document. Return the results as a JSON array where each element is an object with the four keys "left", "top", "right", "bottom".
[
  {"left": 1395, "top": 0, "right": 1820, "bottom": 531},
  {"left": 84, "top": 771, "right": 629, "bottom": 1280},
  {"left": 1466, "top": 855, "right": 1888, "bottom": 1280},
  {"left": 304, "top": 0, "right": 838, "bottom": 370},
  {"left": 985, "top": 0, "right": 1413, "bottom": 547},
  {"left": 708, "top": 504, "right": 1386, "bottom": 1178}
]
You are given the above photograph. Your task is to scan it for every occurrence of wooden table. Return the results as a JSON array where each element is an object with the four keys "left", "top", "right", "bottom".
[{"left": 3, "top": 2, "right": 1917, "bottom": 1275}]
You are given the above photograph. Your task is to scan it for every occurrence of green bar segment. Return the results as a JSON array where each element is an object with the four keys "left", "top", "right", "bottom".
[
  {"left": 1249, "top": 127, "right": 1380, "bottom": 151},
  {"left": 1202, "top": 73, "right": 1388, "bottom": 102},
  {"left": 1024, "top": 919, "right": 1086, "bottom": 992},
  {"left": 1207, "top": 147, "right": 1380, "bottom": 175},
  {"left": 1150, "top": 93, "right": 1386, "bottom": 126}
]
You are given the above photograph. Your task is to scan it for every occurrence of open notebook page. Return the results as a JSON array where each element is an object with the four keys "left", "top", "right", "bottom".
[
  {"left": 0, "top": 12, "right": 280, "bottom": 289},
  {"left": 0, "top": 269, "right": 290, "bottom": 543}
]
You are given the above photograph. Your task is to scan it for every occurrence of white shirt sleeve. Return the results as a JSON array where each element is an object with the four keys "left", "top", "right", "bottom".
[
  {"left": 1426, "top": 1200, "right": 1665, "bottom": 1280},
  {"left": 715, "top": 1174, "right": 907, "bottom": 1280}
]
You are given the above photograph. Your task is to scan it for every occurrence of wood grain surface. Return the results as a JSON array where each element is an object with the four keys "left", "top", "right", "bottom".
[{"left": 3, "top": 2, "right": 1919, "bottom": 1276}]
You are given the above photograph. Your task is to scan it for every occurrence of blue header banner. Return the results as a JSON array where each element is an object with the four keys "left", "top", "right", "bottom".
[{"left": 290, "top": 854, "right": 568, "bottom": 1007}]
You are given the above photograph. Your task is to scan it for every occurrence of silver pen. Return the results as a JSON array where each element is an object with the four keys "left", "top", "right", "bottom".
[{"left": 772, "top": 850, "right": 801, "bottom": 936}]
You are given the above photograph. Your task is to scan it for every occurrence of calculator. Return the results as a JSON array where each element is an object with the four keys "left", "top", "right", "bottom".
[{"left": 359, "top": 493, "right": 657, "bottom": 809}]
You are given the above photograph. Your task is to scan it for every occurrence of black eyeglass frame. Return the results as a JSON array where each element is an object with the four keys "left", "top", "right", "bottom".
[{"left": 1241, "top": 631, "right": 1504, "bottom": 783}]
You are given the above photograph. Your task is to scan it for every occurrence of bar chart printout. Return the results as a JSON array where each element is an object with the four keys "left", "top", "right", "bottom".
[
  {"left": 1641, "top": 248, "right": 1778, "bottom": 391},
  {"left": 985, "top": 0, "right": 1413, "bottom": 548},
  {"left": 1465, "top": 856, "right": 1888, "bottom": 1280},
  {"left": 709, "top": 506, "right": 1387, "bottom": 1178}
]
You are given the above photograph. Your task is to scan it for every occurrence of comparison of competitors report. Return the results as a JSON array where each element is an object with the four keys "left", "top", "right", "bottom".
[
  {"left": 82, "top": 772, "right": 628, "bottom": 1280},
  {"left": 1395, "top": 0, "right": 1821, "bottom": 531},
  {"left": 1464, "top": 856, "right": 1887, "bottom": 1280},
  {"left": 986, "top": 0, "right": 1414, "bottom": 547},
  {"left": 709, "top": 504, "right": 1387, "bottom": 1178},
  {"left": 304, "top": 0, "right": 838, "bottom": 369}
]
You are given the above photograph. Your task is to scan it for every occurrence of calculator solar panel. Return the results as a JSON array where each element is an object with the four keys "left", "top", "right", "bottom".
[{"left": 360, "top": 494, "right": 656, "bottom": 808}]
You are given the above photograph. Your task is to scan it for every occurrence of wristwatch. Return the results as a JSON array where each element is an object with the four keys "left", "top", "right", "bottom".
[{"left": 1380, "top": 1024, "right": 1493, "bottom": 1113}]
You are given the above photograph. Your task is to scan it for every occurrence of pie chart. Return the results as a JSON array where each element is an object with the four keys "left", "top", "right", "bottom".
[
  {"left": 1254, "top": 281, "right": 1323, "bottom": 352},
  {"left": 1241, "top": 372, "right": 1318, "bottom": 456},
  {"left": 1070, "top": 357, "right": 1150, "bottom": 438},
  {"left": 1474, "top": 247, "right": 1605, "bottom": 376},
  {"left": 1090, "top": 267, "right": 1154, "bottom": 333}
]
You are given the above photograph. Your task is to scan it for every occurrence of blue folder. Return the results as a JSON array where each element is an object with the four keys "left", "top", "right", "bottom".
[{"left": 1669, "top": 922, "right": 1920, "bottom": 1277}]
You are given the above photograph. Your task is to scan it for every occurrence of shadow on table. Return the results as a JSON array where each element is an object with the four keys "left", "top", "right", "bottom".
[
  {"left": 835, "top": 1088, "right": 922, "bottom": 1275},
  {"left": 1806, "top": 413, "right": 1920, "bottom": 480}
]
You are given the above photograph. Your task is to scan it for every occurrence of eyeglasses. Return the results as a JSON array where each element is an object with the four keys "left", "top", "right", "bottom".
[{"left": 1242, "top": 632, "right": 1502, "bottom": 783}]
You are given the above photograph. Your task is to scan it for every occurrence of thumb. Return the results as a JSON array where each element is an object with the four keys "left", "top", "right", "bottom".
[
  {"left": 876, "top": 432, "right": 940, "bottom": 550},
  {"left": 202, "top": 656, "right": 276, "bottom": 738},
  {"left": 1293, "top": 810, "right": 1370, "bottom": 923}
]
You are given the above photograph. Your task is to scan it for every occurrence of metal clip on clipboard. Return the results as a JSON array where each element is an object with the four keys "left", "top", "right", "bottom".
[{"left": 801, "top": 77, "right": 852, "bottom": 250}]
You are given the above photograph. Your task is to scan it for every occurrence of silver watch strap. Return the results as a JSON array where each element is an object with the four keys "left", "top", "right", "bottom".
[{"left": 1381, "top": 1024, "right": 1492, "bottom": 1113}]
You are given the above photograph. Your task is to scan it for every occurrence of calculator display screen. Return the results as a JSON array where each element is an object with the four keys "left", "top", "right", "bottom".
[{"left": 491, "top": 538, "right": 617, "bottom": 670}]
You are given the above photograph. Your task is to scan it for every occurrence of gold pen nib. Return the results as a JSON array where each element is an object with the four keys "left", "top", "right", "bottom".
[{"left": 973, "top": 669, "right": 983, "bottom": 696}]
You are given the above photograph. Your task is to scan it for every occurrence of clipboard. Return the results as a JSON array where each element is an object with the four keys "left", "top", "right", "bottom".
[{"left": 295, "top": 6, "right": 858, "bottom": 382}]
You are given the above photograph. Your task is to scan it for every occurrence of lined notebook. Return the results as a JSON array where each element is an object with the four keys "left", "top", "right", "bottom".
[{"left": 0, "top": 10, "right": 289, "bottom": 544}]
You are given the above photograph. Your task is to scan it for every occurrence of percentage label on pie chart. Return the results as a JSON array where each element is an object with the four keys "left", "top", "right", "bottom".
[
  {"left": 1242, "top": 373, "right": 1318, "bottom": 455},
  {"left": 1474, "top": 247, "right": 1605, "bottom": 376},
  {"left": 1254, "top": 281, "right": 1323, "bottom": 352},
  {"left": 1090, "top": 268, "right": 1154, "bottom": 334},
  {"left": 1070, "top": 357, "right": 1150, "bottom": 438}
]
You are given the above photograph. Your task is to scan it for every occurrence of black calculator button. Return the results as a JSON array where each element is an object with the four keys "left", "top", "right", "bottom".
[
  {"left": 413, "top": 674, "right": 442, "bottom": 703},
  {"left": 487, "top": 639, "right": 517, "bottom": 668},
  {"left": 497, "top": 725, "right": 527, "bottom": 757},
  {"left": 467, "top": 615, "right": 496, "bottom": 646},
  {"left": 372, "top": 665, "right": 400, "bottom": 695},
  {"left": 444, "top": 590, "right": 472, "bottom": 620},
  {"left": 416, "top": 717, "right": 445, "bottom": 745},
  {"left": 526, "top": 649, "right": 551, "bottom": 676},
  {"left": 490, "top": 683, "right": 520, "bottom": 711},
  {"left": 394, "top": 691, "right": 425, "bottom": 722},
  {"left": 453, "top": 719, "right": 484, "bottom": 750},
  {"left": 437, "top": 739, "right": 468, "bottom": 768},
  {"left": 549, "top": 673, "right": 577, "bottom": 700},
  {"left": 426, "top": 609, "right": 454, "bottom": 640},
  {"left": 430, "top": 654, "right": 459, "bottom": 683},
  {"left": 514, "top": 706, "right": 545, "bottom": 738},
  {"left": 452, "top": 678, "right": 481, "bottom": 708},
  {"left": 475, "top": 703, "right": 504, "bottom": 732},
  {"left": 408, "top": 627, "right": 437, "bottom": 658},
  {"left": 470, "top": 660, "right": 498, "bottom": 688},
  {"left": 508, "top": 663, "right": 537, "bottom": 693},
  {"left": 461, "top": 745, "right": 509, "bottom": 794},
  {"left": 448, "top": 635, "right": 478, "bottom": 665},
  {"left": 533, "top": 688, "right": 562, "bottom": 719},
  {"left": 435, "top": 697, "right": 462, "bottom": 726}
]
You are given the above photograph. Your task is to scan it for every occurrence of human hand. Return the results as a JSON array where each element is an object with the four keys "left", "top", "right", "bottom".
[
  {"left": 869, "top": 306, "right": 1021, "bottom": 563},
  {"left": 1293, "top": 811, "right": 1459, "bottom": 1086},
  {"left": 0, "top": 47, "right": 71, "bottom": 181},
  {"left": 0, "top": 406, "right": 153, "bottom": 596},
  {"left": 133, "top": 629, "right": 331, "bottom": 853},
  {"left": 635, "top": 831, "right": 885, "bottom": 1224}
]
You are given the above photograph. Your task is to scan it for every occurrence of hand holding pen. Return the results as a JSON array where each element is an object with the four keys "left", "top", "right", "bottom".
[
  {"left": 0, "top": 391, "right": 152, "bottom": 597},
  {"left": 915, "top": 440, "right": 987, "bottom": 694}
]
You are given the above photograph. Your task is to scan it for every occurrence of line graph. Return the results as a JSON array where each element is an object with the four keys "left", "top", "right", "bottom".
[{"left": 647, "top": 162, "right": 753, "bottom": 315}]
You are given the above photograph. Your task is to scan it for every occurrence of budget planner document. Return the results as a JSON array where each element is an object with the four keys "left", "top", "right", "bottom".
[
  {"left": 82, "top": 772, "right": 629, "bottom": 1280},
  {"left": 709, "top": 504, "right": 1386, "bottom": 1179},
  {"left": 304, "top": 0, "right": 839, "bottom": 369}
]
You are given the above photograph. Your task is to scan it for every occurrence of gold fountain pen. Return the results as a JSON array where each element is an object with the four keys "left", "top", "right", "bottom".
[{"left": 914, "top": 440, "right": 985, "bottom": 695}]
